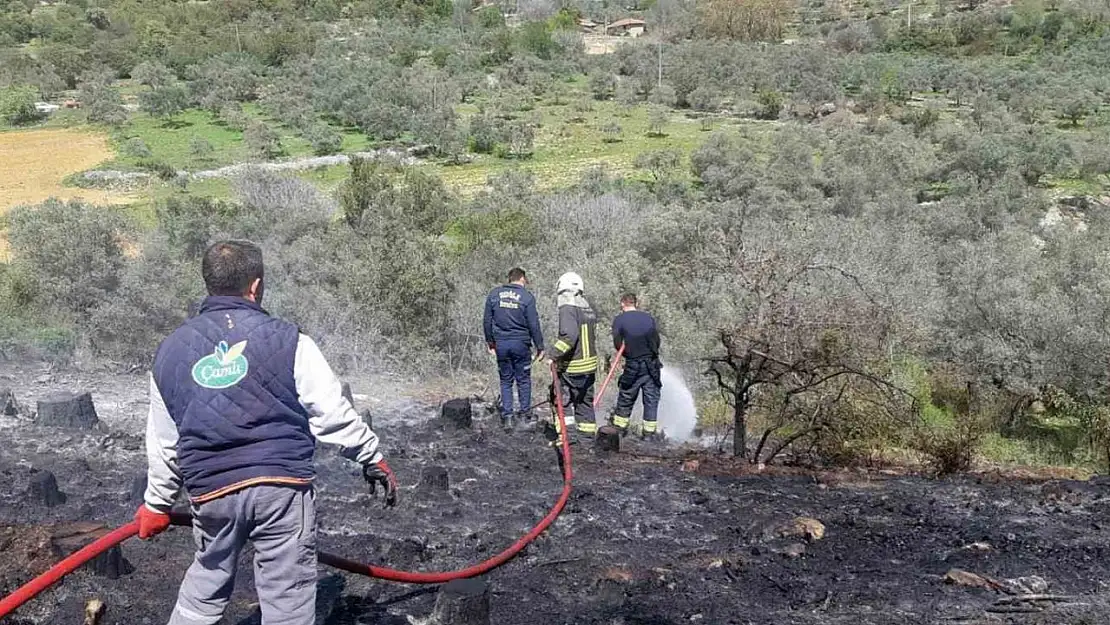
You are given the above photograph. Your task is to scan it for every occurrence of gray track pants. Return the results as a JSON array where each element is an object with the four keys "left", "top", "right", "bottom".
[{"left": 167, "top": 484, "right": 317, "bottom": 625}]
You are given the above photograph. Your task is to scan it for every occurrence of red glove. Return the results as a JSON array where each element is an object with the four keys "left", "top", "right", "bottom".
[
  {"left": 135, "top": 504, "right": 171, "bottom": 539},
  {"left": 362, "top": 460, "right": 398, "bottom": 508}
]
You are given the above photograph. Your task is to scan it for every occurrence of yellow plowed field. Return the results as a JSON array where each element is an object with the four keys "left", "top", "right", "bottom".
[{"left": 0, "top": 128, "right": 133, "bottom": 212}]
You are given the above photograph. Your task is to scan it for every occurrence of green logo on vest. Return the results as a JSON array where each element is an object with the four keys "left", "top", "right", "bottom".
[{"left": 191, "top": 340, "right": 249, "bottom": 389}]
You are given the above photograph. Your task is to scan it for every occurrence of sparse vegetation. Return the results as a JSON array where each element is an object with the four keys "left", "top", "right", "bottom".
[{"left": 4, "top": 0, "right": 1110, "bottom": 472}]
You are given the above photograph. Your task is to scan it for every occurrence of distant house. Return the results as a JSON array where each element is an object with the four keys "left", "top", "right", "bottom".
[
  {"left": 578, "top": 17, "right": 599, "bottom": 31},
  {"left": 605, "top": 18, "right": 646, "bottom": 37},
  {"left": 34, "top": 102, "right": 60, "bottom": 114}
]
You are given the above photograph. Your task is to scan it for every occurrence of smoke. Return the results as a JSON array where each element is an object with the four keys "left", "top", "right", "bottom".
[{"left": 658, "top": 365, "right": 697, "bottom": 443}]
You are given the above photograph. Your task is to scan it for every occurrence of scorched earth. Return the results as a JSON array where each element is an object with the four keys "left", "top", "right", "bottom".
[{"left": 0, "top": 367, "right": 1108, "bottom": 625}]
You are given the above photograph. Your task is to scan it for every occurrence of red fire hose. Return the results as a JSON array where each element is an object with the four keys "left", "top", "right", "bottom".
[
  {"left": 0, "top": 364, "right": 573, "bottom": 618},
  {"left": 593, "top": 344, "right": 625, "bottom": 408}
]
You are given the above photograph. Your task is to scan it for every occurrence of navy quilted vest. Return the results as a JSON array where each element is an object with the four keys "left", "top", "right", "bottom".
[{"left": 152, "top": 296, "right": 315, "bottom": 498}]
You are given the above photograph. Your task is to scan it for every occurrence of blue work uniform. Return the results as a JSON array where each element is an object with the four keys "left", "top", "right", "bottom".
[
  {"left": 483, "top": 283, "right": 544, "bottom": 419},
  {"left": 610, "top": 309, "right": 662, "bottom": 433}
]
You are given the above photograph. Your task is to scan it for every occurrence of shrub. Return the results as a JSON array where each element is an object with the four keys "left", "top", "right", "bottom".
[
  {"left": 467, "top": 113, "right": 500, "bottom": 154},
  {"left": 756, "top": 89, "right": 784, "bottom": 120},
  {"left": 911, "top": 414, "right": 986, "bottom": 475},
  {"left": 189, "top": 136, "right": 214, "bottom": 158},
  {"left": 688, "top": 85, "right": 721, "bottom": 112},
  {"left": 649, "top": 83, "right": 678, "bottom": 107},
  {"left": 244, "top": 122, "right": 283, "bottom": 159},
  {"left": 137, "top": 159, "right": 179, "bottom": 181},
  {"left": 588, "top": 71, "right": 617, "bottom": 100},
  {"left": 6, "top": 199, "right": 129, "bottom": 317},
  {"left": 87, "top": 235, "right": 200, "bottom": 363},
  {"left": 899, "top": 105, "right": 941, "bottom": 136},
  {"left": 125, "top": 137, "right": 153, "bottom": 158},
  {"left": 78, "top": 70, "right": 126, "bottom": 126},
  {"left": 0, "top": 84, "right": 40, "bottom": 126},
  {"left": 155, "top": 195, "right": 243, "bottom": 258},
  {"left": 218, "top": 102, "right": 250, "bottom": 131},
  {"left": 305, "top": 122, "right": 343, "bottom": 156},
  {"left": 138, "top": 84, "right": 190, "bottom": 118},
  {"left": 647, "top": 105, "right": 668, "bottom": 137},
  {"left": 601, "top": 120, "right": 622, "bottom": 143},
  {"left": 504, "top": 120, "right": 535, "bottom": 158}
]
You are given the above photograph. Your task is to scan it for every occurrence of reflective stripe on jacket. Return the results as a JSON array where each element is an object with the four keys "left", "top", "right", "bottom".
[{"left": 550, "top": 293, "right": 598, "bottom": 375}]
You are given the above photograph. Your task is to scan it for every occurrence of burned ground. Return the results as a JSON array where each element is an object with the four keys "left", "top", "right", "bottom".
[{"left": 0, "top": 370, "right": 1108, "bottom": 625}]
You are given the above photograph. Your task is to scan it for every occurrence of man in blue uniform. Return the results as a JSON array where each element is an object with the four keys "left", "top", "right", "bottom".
[
  {"left": 483, "top": 267, "right": 544, "bottom": 430},
  {"left": 610, "top": 293, "right": 664, "bottom": 441},
  {"left": 134, "top": 240, "right": 398, "bottom": 625}
]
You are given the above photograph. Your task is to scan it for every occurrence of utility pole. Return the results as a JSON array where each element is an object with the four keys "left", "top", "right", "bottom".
[{"left": 235, "top": 24, "right": 242, "bottom": 53}]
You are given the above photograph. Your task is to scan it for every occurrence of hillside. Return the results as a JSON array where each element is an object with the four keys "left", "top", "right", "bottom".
[{"left": 4, "top": 0, "right": 1110, "bottom": 621}]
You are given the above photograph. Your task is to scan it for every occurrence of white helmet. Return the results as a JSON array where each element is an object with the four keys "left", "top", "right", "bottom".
[{"left": 557, "top": 272, "right": 584, "bottom": 294}]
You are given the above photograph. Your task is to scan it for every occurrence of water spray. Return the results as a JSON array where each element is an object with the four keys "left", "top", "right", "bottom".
[{"left": 657, "top": 365, "right": 698, "bottom": 444}]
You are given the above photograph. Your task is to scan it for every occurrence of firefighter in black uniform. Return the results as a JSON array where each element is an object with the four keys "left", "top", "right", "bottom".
[
  {"left": 609, "top": 293, "right": 663, "bottom": 441},
  {"left": 548, "top": 271, "right": 599, "bottom": 438}
]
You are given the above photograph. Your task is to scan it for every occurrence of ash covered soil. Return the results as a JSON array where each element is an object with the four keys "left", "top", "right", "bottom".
[{"left": 1, "top": 367, "right": 1110, "bottom": 625}]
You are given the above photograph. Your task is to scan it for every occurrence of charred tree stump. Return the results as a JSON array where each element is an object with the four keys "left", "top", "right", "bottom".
[
  {"left": 341, "top": 382, "right": 355, "bottom": 407},
  {"left": 431, "top": 578, "right": 490, "bottom": 625},
  {"left": 595, "top": 426, "right": 621, "bottom": 453},
  {"left": 87, "top": 545, "right": 132, "bottom": 579},
  {"left": 440, "top": 398, "right": 473, "bottom": 429},
  {"left": 37, "top": 392, "right": 100, "bottom": 430},
  {"left": 420, "top": 466, "right": 450, "bottom": 492},
  {"left": 0, "top": 388, "right": 18, "bottom": 416},
  {"left": 28, "top": 470, "right": 66, "bottom": 507},
  {"left": 49, "top": 523, "right": 132, "bottom": 578}
]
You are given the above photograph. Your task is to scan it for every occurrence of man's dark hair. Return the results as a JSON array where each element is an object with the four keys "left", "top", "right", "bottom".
[
  {"left": 202, "top": 240, "right": 264, "bottom": 296},
  {"left": 620, "top": 293, "right": 638, "bottom": 306},
  {"left": 508, "top": 267, "right": 527, "bottom": 283}
]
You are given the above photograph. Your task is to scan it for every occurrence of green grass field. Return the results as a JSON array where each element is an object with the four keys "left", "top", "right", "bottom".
[
  {"left": 50, "top": 72, "right": 1106, "bottom": 208},
  {"left": 102, "top": 104, "right": 371, "bottom": 172},
  {"left": 99, "top": 86, "right": 745, "bottom": 201}
]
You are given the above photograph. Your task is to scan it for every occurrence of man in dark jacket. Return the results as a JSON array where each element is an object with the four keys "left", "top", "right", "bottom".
[
  {"left": 548, "top": 271, "right": 599, "bottom": 438},
  {"left": 135, "top": 240, "right": 398, "bottom": 625},
  {"left": 610, "top": 293, "right": 663, "bottom": 441},
  {"left": 483, "top": 267, "right": 544, "bottom": 430}
]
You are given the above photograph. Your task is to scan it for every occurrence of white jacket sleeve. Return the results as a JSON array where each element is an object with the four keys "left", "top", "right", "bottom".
[
  {"left": 295, "top": 333, "right": 383, "bottom": 465},
  {"left": 144, "top": 374, "right": 183, "bottom": 512}
]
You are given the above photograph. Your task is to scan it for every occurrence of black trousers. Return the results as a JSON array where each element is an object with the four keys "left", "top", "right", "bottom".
[
  {"left": 556, "top": 371, "right": 596, "bottom": 431},
  {"left": 613, "top": 358, "right": 662, "bottom": 426}
]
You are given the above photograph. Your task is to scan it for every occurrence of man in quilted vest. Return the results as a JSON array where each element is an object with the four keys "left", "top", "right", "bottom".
[{"left": 134, "top": 240, "right": 398, "bottom": 625}]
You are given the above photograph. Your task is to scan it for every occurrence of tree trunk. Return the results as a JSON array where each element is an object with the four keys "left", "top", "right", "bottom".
[
  {"left": 733, "top": 393, "right": 747, "bottom": 458},
  {"left": 966, "top": 380, "right": 981, "bottom": 417},
  {"left": 753, "top": 426, "right": 778, "bottom": 462}
]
